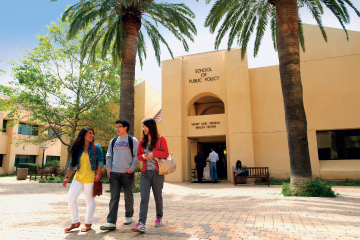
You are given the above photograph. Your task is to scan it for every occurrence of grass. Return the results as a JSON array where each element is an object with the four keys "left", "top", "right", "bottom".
[
  {"left": 282, "top": 179, "right": 336, "bottom": 197},
  {"left": 0, "top": 174, "right": 16, "bottom": 178},
  {"left": 256, "top": 178, "right": 360, "bottom": 186},
  {"left": 37, "top": 176, "right": 110, "bottom": 183},
  {"left": 256, "top": 179, "right": 290, "bottom": 185}
]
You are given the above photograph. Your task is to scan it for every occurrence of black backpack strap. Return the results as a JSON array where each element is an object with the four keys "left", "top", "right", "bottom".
[
  {"left": 111, "top": 136, "right": 118, "bottom": 159},
  {"left": 128, "top": 135, "right": 134, "bottom": 158}
]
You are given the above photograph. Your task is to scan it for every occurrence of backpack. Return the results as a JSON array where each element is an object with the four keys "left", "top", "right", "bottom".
[{"left": 111, "top": 135, "right": 134, "bottom": 158}]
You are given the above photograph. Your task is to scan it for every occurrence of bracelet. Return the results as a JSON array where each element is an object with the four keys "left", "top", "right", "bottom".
[{"left": 65, "top": 176, "right": 69, "bottom": 179}]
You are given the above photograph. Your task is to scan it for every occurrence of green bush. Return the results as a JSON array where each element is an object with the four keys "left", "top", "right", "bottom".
[
  {"left": 44, "top": 160, "right": 60, "bottom": 168},
  {"left": 282, "top": 179, "right": 336, "bottom": 197},
  {"left": 16, "top": 163, "right": 40, "bottom": 173}
]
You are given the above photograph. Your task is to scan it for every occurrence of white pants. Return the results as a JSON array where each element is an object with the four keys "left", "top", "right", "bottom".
[{"left": 67, "top": 179, "right": 95, "bottom": 224}]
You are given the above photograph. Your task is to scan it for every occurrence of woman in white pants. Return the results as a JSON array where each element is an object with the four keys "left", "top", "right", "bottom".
[{"left": 63, "top": 127, "right": 103, "bottom": 232}]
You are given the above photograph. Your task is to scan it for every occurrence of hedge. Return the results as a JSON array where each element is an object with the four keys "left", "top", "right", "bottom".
[{"left": 16, "top": 163, "right": 40, "bottom": 173}]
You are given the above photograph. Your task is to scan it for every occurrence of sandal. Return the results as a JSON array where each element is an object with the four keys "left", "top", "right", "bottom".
[
  {"left": 64, "top": 222, "right": 80, "bottom": 232},
  {"left": 81, "top": 223, "right": 92, "bottom": 232}
]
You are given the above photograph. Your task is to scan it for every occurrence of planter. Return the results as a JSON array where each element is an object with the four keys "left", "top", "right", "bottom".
[{"left": 17, "top": 168, "right": 28, "bottom": 180}]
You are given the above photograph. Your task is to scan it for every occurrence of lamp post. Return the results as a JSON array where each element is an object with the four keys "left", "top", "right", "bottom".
[{"left": 40, "top": 145, "right": 48, "bottom": 169}]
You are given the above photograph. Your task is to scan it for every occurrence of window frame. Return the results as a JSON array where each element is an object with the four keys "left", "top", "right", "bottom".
[
  {"left": 18, "top": 123, "right": 38, "bottom": 136},
  {"left": 316, "top": 129, "right": 360, "bottom": 160}
]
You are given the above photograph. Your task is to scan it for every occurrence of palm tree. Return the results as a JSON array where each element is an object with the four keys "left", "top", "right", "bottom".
[
  {"left": 62, "top": 0, "right": 197, "bottom": 135},
  {"left": 203, "top": 0, "right": 360, "bottom": 190}
]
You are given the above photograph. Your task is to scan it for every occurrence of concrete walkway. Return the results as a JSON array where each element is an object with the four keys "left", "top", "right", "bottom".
[{"left": 0, "top": 176, "right": 359, "bottom": 239}]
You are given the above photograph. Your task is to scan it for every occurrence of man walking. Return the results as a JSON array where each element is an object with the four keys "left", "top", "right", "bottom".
[
  {"left": 100, "top": 119, "right": 139, "bottom": 230},
  {"left": 209, "top": 148, "right": 219, "bottom": 182},
  {"left": 194, "top": 150, "right": 205, "bottom": 182}
]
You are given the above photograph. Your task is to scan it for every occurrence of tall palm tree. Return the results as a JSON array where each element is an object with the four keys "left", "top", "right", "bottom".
[
  {"left": 203, "top": 0, "right": 360, "bottom": 190},
  {"left": 62, "top": 0, "right": 196, "bottom": 135}
]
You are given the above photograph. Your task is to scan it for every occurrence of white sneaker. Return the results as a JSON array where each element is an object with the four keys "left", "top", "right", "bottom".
[
  {"left": 124, "top": 217, "right": 132, "bottom": 225},
  {"left": 100, "top": 222, "right": 116, "bottom": 230}
]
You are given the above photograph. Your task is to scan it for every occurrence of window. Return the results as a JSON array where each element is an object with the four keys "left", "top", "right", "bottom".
[
  {"left": 317, "top": 129, "right": 360, "bottom": 160},
  {"left": 46, "top": 156, "right": 60, "bottom": 163},
  {"left": 14, "top": 155, "right": 36, "bottom": 166},
  {"left": 48, "top": 129, "right": 62, "bottom": 138},
  {"left": 2, "top": 120, "right": 7, "bottom": 132},
  {"left": 0, "top": 154, "right": 3, "bottom": 167},
  {"left": 18, "top": 123, "right": 38, "bottom": 136}
]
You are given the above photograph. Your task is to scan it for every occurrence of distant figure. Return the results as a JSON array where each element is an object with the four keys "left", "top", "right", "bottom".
[
  {"left": 233, "top": 160, "right": 249, "bottom": 176},
  {"left": 208, "top": 148, "right": 219, "bottom": 182},
  {"left": 203, "top": 157, "right": 211, "bottom": 181},
  {"left": 194, "top": 150, "right": 205, "bottom": 182}
]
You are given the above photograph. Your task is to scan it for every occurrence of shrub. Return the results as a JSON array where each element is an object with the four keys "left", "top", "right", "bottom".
[
  {"left": 16, "top": 163, "right": 40, "bottom": 173},
  {"left": 44, "top": 160, "right": 60, "bottom": 168},
  {"left": 282, "top": 179, "right": 336, "bottom": 197}
]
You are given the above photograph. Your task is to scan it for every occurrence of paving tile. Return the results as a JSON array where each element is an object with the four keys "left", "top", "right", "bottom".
[{"left": 1, "top": 178, "right": 360, "bottom": 239}]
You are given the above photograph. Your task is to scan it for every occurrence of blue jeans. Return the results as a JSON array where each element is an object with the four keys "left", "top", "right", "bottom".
[
  {"left": 107, "top": 172, "right": 134, "bottom": 224},
  {"left": 210, "top": 162, "right": 217, "bottom": 182},
  {"left": 235, "top": 170, "right": 249, "bottom": 176}
]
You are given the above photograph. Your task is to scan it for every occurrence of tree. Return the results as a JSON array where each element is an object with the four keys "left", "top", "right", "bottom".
[
  {"left": 203, "top": 0, "right": 360, "bottom": 190},
  {"left": 61, "top": 0, "right": 197, "bottom": 136},
  {"left": 0, "top": 20, "right": 121, "bottom": 168},
  {"left": 0, "top": 60, "right": 5, "bottom": 76}
]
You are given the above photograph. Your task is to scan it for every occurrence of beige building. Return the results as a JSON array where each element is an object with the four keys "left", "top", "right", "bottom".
[
  {"left": 3, "top": 24, "right": 360, "bottom": 181},
  {"left": 0, "top": 96, "right": 62, "bottom": 175},
  {"left": 161, "top": 24, "right": 360, "bottom": 182}
]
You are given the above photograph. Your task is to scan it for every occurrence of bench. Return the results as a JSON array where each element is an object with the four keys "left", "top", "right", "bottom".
[
  {"left": 30, "top": 168, "right": 53, "bottom": 181},
  {"left": 234, "top": 167, "right": 270, "bottom": 187}
]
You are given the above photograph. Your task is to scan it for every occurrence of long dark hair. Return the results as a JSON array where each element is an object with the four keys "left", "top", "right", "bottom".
[
  {"left": 141, "top": 118, "right": 159, "bottom": 151},
  {"left": 71, "top": 127, "right": 95, "bottom": 167},
  {"left": 236, "top": 160, "right": 242, "bottom": 169}
]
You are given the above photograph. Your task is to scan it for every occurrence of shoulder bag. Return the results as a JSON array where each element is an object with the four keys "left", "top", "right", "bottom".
[
  {"left": 93, "top": 144, "right": 103, "bottom": 197},
  {"left": 155, "top": 136, "right": 176, "bottom": 175}
]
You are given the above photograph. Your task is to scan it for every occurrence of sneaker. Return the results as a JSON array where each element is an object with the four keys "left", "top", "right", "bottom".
[
  {"left": 123, "top": 217, "right": 132, "bottom": 225},
  {"left": 100, "top": 222, "right": 116, "bottom": 230},
  {"left": 154, "top": 218, "right": 162, "bottom": 227},
  {"left": 131, "top": 222, "right": 145, "bottom": 233}
]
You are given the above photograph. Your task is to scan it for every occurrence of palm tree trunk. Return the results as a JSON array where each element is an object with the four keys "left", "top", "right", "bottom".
[
  {"left": 275, "top": 0, "right": 312, "bottom": 191},
  {"left": 120, "top": 21, "right": 139, "bottom": 136}
]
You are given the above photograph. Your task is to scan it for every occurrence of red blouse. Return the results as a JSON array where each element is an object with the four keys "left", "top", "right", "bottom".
[{"left": 137, "top": 136, "right": 169, "bottom": 173}]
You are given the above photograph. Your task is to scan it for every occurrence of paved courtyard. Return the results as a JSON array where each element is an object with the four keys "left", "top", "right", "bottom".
[{"left": 0, "top": 177, "right": 359, "bottom": 240}]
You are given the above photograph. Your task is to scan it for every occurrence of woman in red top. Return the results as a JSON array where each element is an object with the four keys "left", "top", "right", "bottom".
[{"left": 132, "top": 118, "right": 169, "bottom": 233}]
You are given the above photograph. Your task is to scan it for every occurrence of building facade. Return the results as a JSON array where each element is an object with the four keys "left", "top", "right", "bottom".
[
  {"left": 161, "top": 24, "right": 360, "bottom": 182},
  {"left": 0, "top": 105, "right": 61, "bottom": 175}
]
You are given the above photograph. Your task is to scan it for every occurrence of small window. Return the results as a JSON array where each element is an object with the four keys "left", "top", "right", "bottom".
[
  {"left": 0, "top": 154, "right": 3, "bottom": 167},
  {"left": 2, "top": 120, "right": 7, "bottom": 132},
  {"left": 14, "top": 155, "right": 36, "bottom": 166},
  {"left": 48, "top": 129, "right": 62, "bottom": 138},
  {"left": 18, "top": 123, "right": 38, "bottom": 136},
  {"left": 317, "top": 129, "right": 360, "bottom": 160},
  {"left": 46, "top": 156, "right": 60, "bottom": 163}
]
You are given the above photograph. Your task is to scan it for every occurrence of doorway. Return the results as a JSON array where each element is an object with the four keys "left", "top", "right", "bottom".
[{"left": 194, "top": 136, "right": 227, "bottom": 181}]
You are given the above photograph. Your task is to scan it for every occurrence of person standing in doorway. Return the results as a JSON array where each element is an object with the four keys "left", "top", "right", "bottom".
[
  {"left": 100, "top": 119, "right": 139, "bottom": 230},
  {"left": 209, "top": 148, "right": 219, "bottom": 182},
  {"left": 132, "top": 118, "right": 169, "bottom": 233},
  {"left": 194, "top": 150, "right": 205, "bottom": 182}
]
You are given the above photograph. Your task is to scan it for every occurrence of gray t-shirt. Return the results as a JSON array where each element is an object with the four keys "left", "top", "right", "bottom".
[
  {"left": 105, "top": 135, "right": 139, "bottom": 173},
  {"left": 233, "top": 164, "right": 244, "bottom": 173},
  {"left": 144, "top": 141, "right": 157, "bottom": 170}
]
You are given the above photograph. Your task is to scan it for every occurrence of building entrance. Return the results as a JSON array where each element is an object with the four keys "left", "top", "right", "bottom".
[{"left": 194, "top": 137, "right": 227, "bottom": 181}]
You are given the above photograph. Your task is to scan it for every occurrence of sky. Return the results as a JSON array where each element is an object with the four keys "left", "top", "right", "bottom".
[{"left": 1, "top": 0, "right": 360, "bottom": 93}]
